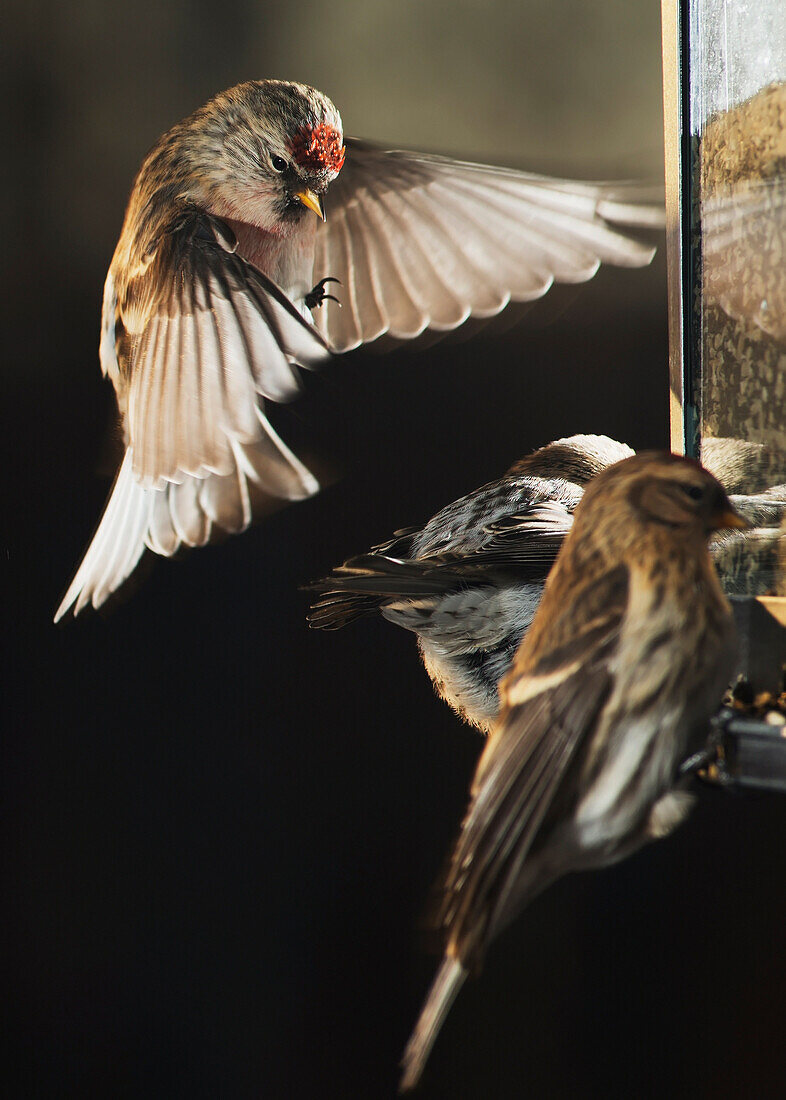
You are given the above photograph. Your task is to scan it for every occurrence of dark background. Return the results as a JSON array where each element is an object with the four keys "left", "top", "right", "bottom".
[{"left": 4, "top": 3, "right": 786, "bottom": 1097}]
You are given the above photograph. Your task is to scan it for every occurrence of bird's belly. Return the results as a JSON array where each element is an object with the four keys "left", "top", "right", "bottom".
[
  {"left": 419, "top": 637, "right": 508, "bottom": 734},
  {"left": 416, "top": 584, "right": 542, "bottom": 733}
]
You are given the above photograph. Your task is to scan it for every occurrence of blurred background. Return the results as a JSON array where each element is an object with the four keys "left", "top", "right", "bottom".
[{"left": 4, "top": 1, "right": 785, "bottom": 1096}]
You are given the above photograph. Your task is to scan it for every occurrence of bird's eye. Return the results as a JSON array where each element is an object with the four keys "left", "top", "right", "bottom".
[
  {"left": 271, "top": 155, "right": 288, "bottom": 173},
  {"left": 682, "top": 484, "right": 705, "bottom": 501}
]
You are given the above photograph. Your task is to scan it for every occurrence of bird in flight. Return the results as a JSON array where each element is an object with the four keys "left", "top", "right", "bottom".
[{"left": 56, "top": 80, "right": 661, "bottom": 621}]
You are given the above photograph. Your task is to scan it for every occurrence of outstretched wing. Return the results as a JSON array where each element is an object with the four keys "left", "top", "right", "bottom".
[
  {"left": 312, "top": 140, "right": 662, "bottom": 352},
  {"left": 55, "top": 212, "right": 330, "bottom": 621}
]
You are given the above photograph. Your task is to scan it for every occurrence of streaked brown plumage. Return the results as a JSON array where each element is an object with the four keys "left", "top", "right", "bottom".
[
  {"left": 308, "top": 435, "right": 635, "bottom": 731},
  {"left": 56, "top": 79, "right": 662, "bottom": 621},
  {"left": 308, "top": 435, "right": 783, "bottom": 733},
  {"left": 400, "top": 453, "right": 747, "bottom": 1091}
]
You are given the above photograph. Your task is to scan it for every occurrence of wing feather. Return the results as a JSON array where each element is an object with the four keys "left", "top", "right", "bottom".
[
  {"left": 362, "top": 185, "right": 472, "bottom": 329},
  {"left": 325, "top": 203, "right": 364, "bottom": 351},
  {"left": 54, "top": 450, "right": 151, "bottom": 621},
  {"left": 373, "top": 192, "right": 474, "bottom": 329},
  {"left": 337, "top": 199, "right": 389, "bottom": 343},
  {"left": 388, "top": 188, "right": 509, "bottom": 316},
  {"left": 308, "top": 486, "right": 577, "bottom": 633},
  {"left": 89, "top": 456, "right": 149, "bottom": 607},
  {"left": 119, "top": 210, "right": 329, "bottom": 493},
  {"left": 437, "top": 566, "right": 628, "bottom": 962},
  {"left": 169, "top": 476, "right": 211, "bottom": 548},
  {"left": 339, "top": 171, "right": 428, "bottom": 341},
  {"left": 146, "top": 482, "right": 180, "bottom": 556},
  {"left": 206, "top": 277, "right": 259, "bottom": 445},
  {"left": 316, "top": 141, "right": 660, "bottom": 350},
  {"left": 437, "top": 178, "right": 593, "bottom": 282}
]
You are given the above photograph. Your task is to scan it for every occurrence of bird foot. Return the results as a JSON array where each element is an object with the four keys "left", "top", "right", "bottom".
[{"left": 306, "top": 276, "right": 342, "bottom": 310}]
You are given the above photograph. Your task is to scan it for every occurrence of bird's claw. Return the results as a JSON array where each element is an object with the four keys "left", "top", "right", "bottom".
[{"left": 306, "top": 276, "right": 342, "bottom": 310}]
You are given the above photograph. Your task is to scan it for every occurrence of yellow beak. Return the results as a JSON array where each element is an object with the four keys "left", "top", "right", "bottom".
[
  {"left": 293, "top": 188, "right": 325, "bottom": 221},
  {"left": 713, "top": 506, "right": 751, "bottom": 531}
]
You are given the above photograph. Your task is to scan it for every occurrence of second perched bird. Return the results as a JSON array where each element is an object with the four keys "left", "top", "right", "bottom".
[
  {"left": 400, "top": 453, "right": 747, "bottom": 1090},
  {"left": 308, "top": 435, "right": 634, "bottom": 730},
  {"left": 56, "top": 79, "right": 661, "bottom": 620}
]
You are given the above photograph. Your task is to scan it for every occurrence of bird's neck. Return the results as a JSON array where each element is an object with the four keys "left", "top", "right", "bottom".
[{"left": 629, "top": 532, "right": 729, "bottom": 622}]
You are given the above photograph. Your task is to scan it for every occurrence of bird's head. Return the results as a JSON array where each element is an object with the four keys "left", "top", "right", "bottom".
[
  {"left": 185, "top": 80, "right": 345, "bottom": 235},
  {"left": 576, "top": 452, "right": 750, "bottom": 550},
  {"left": 506, "top": 435, "right": 636, "bottom": 484}
]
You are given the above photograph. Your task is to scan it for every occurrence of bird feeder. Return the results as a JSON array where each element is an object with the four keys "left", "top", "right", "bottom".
[{"left": 662, "top": 0, "right": 786, "bottom": 784}]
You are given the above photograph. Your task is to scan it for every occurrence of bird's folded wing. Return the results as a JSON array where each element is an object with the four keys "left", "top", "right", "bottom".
[
  {"left": 411, "top": 476, "right": 583, "bottom": 555},
  {"left": 306, "top": 500, "right": 574, "bottom": 630},
  {"left": 313, "top": 140, "right": 662, "bottom": 352},
  {"left": 440, "top": 568, "right": 627, "bottom": 958},
  {"left": 464, "top": 499, "right": 575, "bottom": 564},
  {"left": 116, "top": 210, "right": 330, "bottom": 492}
]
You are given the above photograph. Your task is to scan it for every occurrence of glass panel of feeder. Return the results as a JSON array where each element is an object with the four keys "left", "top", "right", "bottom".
[{"left": 690, "top": 0, "right": 786, "bottom": 595}]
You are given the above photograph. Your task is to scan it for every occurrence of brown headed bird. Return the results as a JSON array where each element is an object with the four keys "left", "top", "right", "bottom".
[
  {"left": 55, "top": 79, "right": 661, "bottom": 620},
  {"left": 400, "top": 452, "right": 748, "bottom": 1091}
]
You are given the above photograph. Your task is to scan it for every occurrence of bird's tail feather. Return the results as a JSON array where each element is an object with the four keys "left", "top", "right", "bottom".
[
  {"left": 307, "top": 554, "right": 472, "bottom": 631},
  {"left": 400, "top": 956, "right": 467, "bottom": 1093},
  {"left": 55, "top": 450, "right": 151, "bottom": 622}
]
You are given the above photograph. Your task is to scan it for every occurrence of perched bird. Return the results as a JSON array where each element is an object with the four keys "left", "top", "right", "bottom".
[
  {"left": 56, "top": 79, "right": 662, "bottom": 621},
  {"left": 309, "top": 435, "right": 786, "bottom": 731},
  {"left": 309, "top": 435, "right": 634, "bottom": 731},
  {"left": 399, "top": 453, "right": 747, "bottom": 1091}
]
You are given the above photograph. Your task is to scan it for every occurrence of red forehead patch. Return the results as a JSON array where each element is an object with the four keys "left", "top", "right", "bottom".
[{"left": 290, "top": 123, "right": 346, "bottom": 174}]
